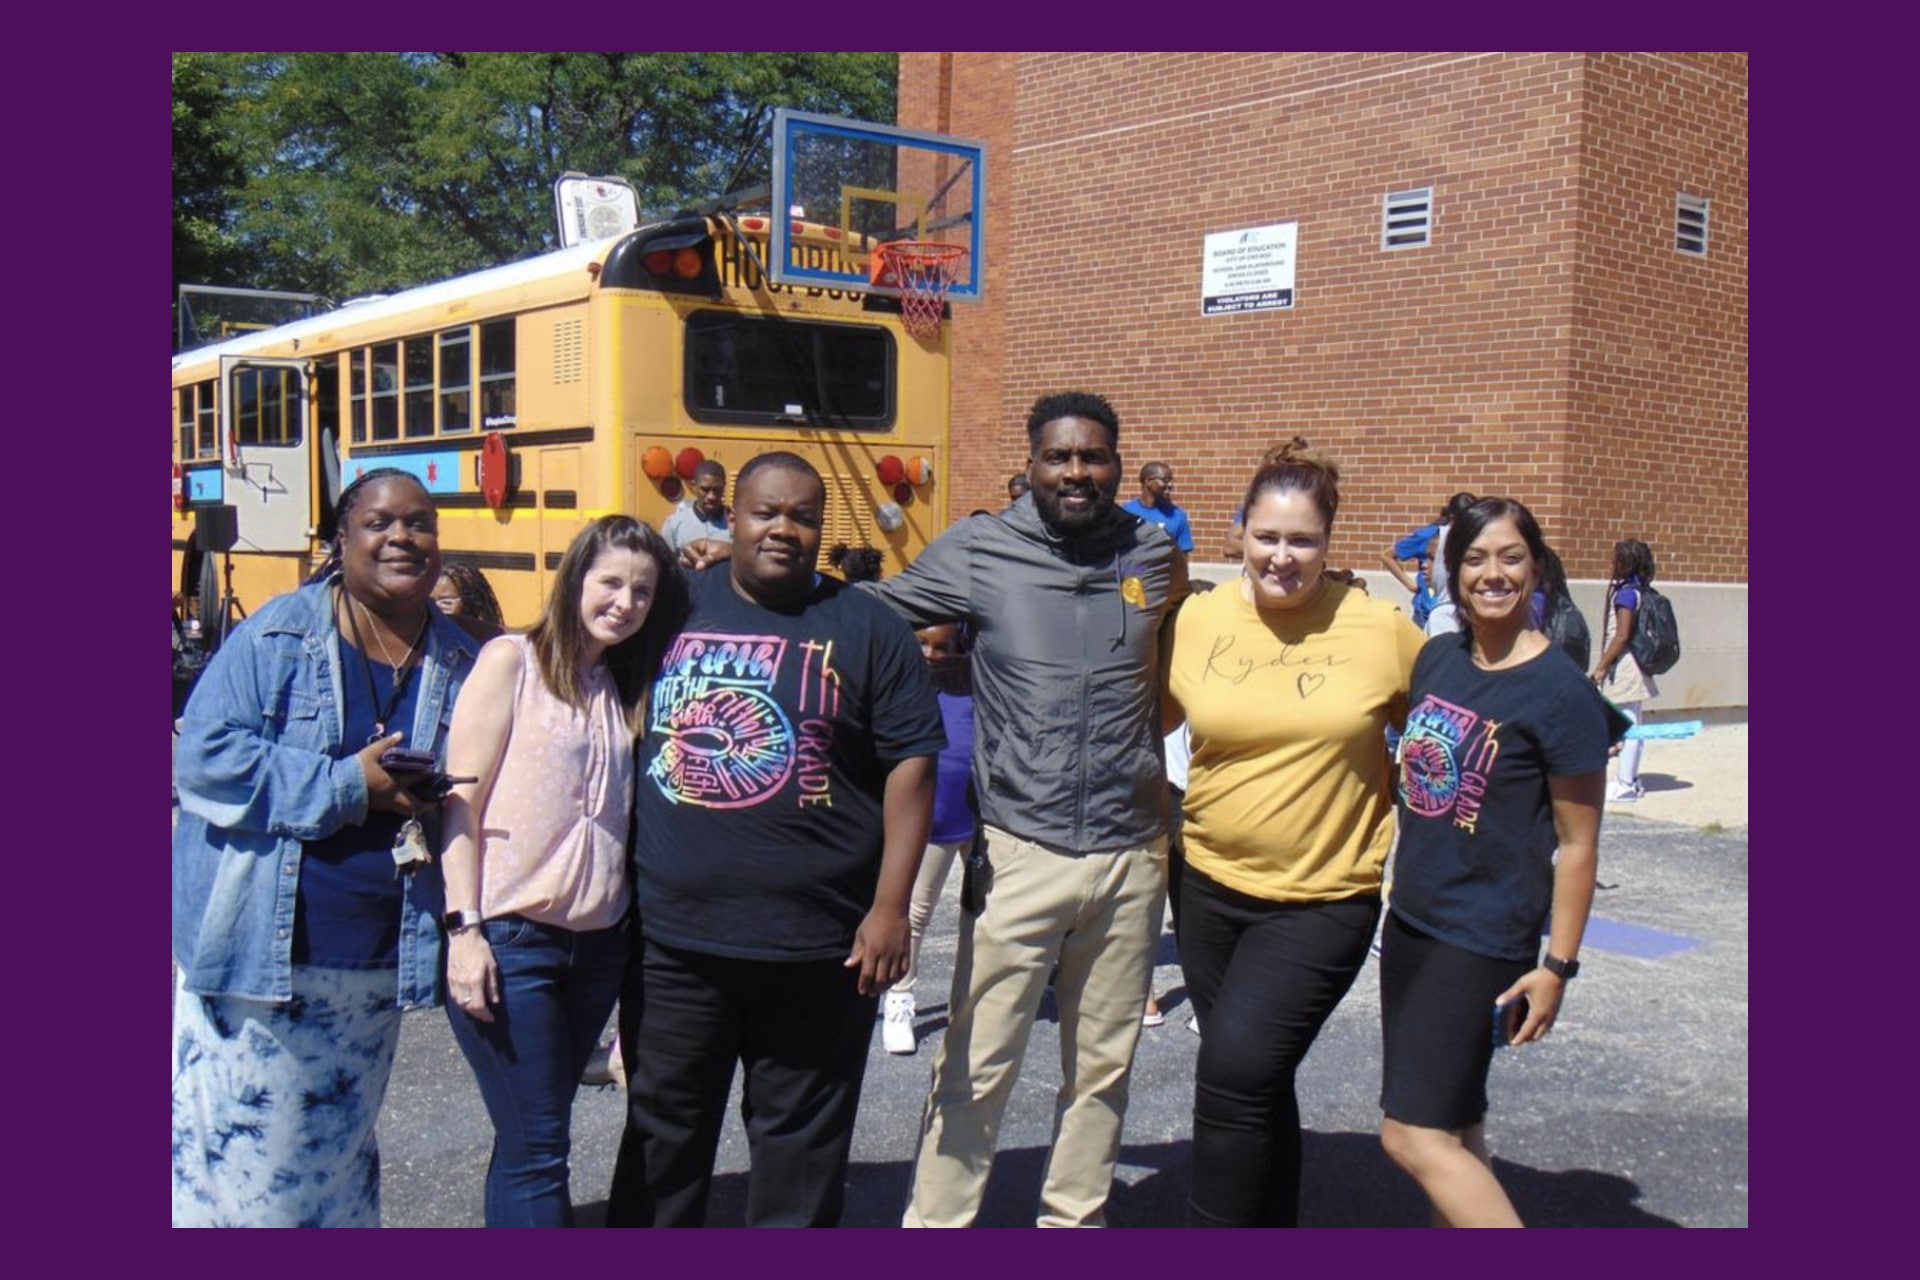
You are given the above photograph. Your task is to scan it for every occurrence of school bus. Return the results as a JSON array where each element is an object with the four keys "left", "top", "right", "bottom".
[{"left": 170, "top": 209, "right": 960, "bottom": 637}]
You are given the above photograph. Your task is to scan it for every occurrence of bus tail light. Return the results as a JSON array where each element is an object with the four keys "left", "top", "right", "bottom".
[
  {"left": 602, "top": 219, "right": 720, "bottom": 297},
  {"left": 910, "top": 457, "right": 934, "bottom": 486},
  {"left": 642, "top": 446, "right": 674, "bottom": 480},
  {"left": 876, "top": 455, "right": 905, "bottom": 486},
  {"left": 675, "top": 448, "right": 705, "bottom": 480}
]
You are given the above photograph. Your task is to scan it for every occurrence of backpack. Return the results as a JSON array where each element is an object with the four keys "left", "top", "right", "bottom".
[
  {"left": 1626, "top": 584, "right": 1681, "bottom": 676},
  {"left": 1545, "top": 592, "right": 1591, "bottom": 670}
]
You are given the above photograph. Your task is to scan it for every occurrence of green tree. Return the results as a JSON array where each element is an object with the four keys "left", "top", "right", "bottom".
[
  {"left": 182, "top": 53, "right": 896, "bottom": 302},
  {"left": 173, "top": 53, "right": 258, "bottom": 341}
]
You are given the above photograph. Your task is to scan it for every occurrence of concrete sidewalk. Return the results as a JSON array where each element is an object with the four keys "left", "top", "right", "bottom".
[{"left": 1606, "top": 712, "right": 1748, "bottom": 831}]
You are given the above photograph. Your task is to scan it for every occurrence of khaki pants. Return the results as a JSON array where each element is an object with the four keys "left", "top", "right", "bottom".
[{"left": 903, "top": 825, "right": 1167, "bottom": 1227}]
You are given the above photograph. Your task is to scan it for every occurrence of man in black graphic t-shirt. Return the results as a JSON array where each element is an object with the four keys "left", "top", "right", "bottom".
[{"left": 608, "top": 452, "right": 942, "bottom": 1228}]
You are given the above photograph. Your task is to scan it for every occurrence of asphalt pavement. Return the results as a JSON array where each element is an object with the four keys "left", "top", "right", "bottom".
[{"left": 368, "top": 716, "right": 1750, "bottom": 1228}]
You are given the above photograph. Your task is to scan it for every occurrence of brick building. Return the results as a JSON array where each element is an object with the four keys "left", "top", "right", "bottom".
[{"left": 897, "top": 53, "right": 1747, "bottom": 591}]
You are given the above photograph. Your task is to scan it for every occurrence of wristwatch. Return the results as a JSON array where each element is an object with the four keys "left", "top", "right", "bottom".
[
  {"left": 1542, "top": 954, "right": 1581, "bottom": 981},
  {"left": 443, "top": 909, "right": 484, "bottom": 935}
]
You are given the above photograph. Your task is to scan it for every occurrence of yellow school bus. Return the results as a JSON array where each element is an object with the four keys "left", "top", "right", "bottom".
[{"left": 172, "top": 211, "right": 955, "bottom": 636}]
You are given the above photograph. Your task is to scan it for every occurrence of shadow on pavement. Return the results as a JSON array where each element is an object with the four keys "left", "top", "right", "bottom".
[{"left": 576, "top": 1131, "right": 1677, "bottom": 1227}]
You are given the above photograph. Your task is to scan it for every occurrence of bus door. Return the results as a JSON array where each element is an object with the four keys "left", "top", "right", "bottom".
[{"left": 217, "top": 354, "right": 313, "bottom": 553}]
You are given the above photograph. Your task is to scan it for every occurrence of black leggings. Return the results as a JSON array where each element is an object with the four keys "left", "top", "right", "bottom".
[{"left": 1176, "top": 868, "right": 1380, "bottom": 1227}]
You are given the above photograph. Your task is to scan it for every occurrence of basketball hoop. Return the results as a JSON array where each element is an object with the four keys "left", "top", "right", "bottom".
[{"left": 874, "top": 242, "right": 968, "bottom": 339}]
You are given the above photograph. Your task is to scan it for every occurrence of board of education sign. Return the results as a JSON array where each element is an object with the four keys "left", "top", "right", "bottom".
[{"left": 1202, "top": 222, "right": 1297, "bottom": 315}]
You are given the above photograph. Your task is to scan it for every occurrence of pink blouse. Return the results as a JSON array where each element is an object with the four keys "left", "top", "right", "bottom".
[{"left": 477, "top": 634, "right": 634, "bottom": 930}]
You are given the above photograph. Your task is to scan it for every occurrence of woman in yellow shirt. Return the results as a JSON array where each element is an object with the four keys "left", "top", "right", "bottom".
[{"left": 1165, "top": 439, "right": 1425, "bottom": 1227}]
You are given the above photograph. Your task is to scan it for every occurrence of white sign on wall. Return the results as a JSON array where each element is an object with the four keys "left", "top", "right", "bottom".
[{"left": 1201, "top": 222, "right": 1297, "bottom": 315}]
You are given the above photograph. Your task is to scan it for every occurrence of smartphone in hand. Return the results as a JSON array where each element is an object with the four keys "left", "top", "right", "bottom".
[
  {"left": 1492, "top": 997, "right": 1529, "bottom": 1050},
  {"left": 380, "top": 747, "right": 438, "bottom": 776}
]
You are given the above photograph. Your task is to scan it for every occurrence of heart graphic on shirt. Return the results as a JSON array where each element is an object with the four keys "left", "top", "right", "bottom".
[{"left": 1297, "top": 672, "right": 1325, "bottom": 699}]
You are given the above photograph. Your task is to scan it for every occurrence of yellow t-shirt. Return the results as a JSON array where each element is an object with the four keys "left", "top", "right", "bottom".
[{"left": 1168, "top": 579, "right": 1426, "bottom": 902}]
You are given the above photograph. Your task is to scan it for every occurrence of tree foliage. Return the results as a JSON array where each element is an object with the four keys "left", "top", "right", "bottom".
[
  {"left": 174, "top": 54, "right": 260, "bottom": 338},
  {"left": 175, "top": 53, "right": 897, "bottom": 303}
]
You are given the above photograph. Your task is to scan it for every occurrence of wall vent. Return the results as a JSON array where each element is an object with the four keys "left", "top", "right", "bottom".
[{"left": 1382, "top": 187, "right": 1433, "bottom": 251}]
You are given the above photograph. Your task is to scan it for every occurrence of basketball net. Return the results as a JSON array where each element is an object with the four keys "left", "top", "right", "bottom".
[{"left": 874, "top": 242, "right": 968, "bottom": 339}]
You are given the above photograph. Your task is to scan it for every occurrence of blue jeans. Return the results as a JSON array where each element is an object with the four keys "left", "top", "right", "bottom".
[{"left": 447, "top": 914, "right": 630, "bottom": 1227}]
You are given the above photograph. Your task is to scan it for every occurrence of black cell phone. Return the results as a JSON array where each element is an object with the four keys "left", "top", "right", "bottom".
[
  {"left": 961, "top": 840, "right": 992, "bottom": 915},
  {"left": 380, "top": 747, "right": 438, "bottom": 775},
  {"left": 1492, "top": 997, "right": 1528, "bottom": 1050}
]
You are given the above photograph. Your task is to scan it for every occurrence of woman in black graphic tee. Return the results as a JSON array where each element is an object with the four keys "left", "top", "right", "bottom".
[{"left": 1379, "top": 498, "right": 1628, "bottom": 1228}]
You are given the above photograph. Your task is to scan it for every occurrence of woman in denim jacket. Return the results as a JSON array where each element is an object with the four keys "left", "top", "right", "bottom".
[{"left": 171, "top": 469, "right": 479, "bottom": 1227}]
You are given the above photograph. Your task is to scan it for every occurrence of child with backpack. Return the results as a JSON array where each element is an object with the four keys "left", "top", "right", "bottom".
[{"left": 1591, "top": 539, "right": 1668, "bottom": 802}]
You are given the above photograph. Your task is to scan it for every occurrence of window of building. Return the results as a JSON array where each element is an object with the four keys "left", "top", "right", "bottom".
[
  {"left": 684, "top": 311, "right": 893, "bottom": 428},
  {"left": 1676, "top": 193, "right": 1709, "bottom": 256},
  {"left": 1382, "top": 187, "right": 1433, "bottom": 251}
]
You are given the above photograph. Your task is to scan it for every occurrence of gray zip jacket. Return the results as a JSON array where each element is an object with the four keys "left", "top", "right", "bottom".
[{"left": 864, "top": 495, "right": 1188, "bottom": 853}]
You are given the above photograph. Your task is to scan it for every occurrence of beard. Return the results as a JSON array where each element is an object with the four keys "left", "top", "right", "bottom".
[{"left": 1032, "top": 474, "right": 1121, "bottom": 536}]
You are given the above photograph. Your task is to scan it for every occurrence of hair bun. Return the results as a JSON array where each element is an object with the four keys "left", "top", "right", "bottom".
[{"left": 1260, "top": 436, "right": 1338, "bottom": 482}]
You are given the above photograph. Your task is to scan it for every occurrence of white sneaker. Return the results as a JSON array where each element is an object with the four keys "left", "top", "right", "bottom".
[
  {"left": 1607, "top": 779, "right": 1644, "bottom": 803},
  {"left": 882, "top": 991, "right": 917, "bottom": 1054}
]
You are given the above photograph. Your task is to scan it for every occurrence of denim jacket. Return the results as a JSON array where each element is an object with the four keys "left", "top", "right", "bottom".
[{"left": 172, "top": 577, "right": 478, "bottom": 1006}]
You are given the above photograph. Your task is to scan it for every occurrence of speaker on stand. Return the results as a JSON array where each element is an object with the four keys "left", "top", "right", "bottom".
[{"left": 193, "top": 505, "right": 245, "bottom": 652}]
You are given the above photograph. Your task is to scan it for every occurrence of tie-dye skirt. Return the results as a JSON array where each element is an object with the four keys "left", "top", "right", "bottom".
[{"left": 171, "top": 966, "right": 402, "bottom": 1227}]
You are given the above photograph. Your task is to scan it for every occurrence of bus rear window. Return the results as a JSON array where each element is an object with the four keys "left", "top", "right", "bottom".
[{"left": 684, "top": 312, "right": 893, "bottom": 429}]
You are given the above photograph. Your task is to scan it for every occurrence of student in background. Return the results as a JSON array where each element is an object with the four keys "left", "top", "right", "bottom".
[
  {"left": 884, "top": 622, "right": 978, "bottom": 1055},
  {"left": 1591, "top": 539, "right": 1659, "bottom": 803}
]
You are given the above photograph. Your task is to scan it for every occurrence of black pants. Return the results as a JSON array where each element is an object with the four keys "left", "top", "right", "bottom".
[
  {"left": 606, "top": 938, "right": 878, "bottom": 1227},
  {"left": 1176, "top": 868, "right": 1380, "bottom": 1227}
]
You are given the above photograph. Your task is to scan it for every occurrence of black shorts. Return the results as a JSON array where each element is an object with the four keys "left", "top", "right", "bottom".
[{"left": 1378, "top": 910, "right": 1533, "bottom": 1131}]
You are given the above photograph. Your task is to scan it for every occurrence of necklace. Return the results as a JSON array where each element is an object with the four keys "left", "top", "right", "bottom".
[
  {"left": 352, "top": 593, "right": 425, "bottom": 672},
  {"left": 341, "top": 587, "right": 428, "bottom": 740}
]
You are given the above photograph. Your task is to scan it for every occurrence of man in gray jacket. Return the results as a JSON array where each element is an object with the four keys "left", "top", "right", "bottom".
[{"left": 865, "top": 390, "right": 1189, "bottom": 1227}]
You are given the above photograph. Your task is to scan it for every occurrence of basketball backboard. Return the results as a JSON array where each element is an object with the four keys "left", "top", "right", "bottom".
[{"left": 769, "top": 110, "right": 986, "bottom": 302}]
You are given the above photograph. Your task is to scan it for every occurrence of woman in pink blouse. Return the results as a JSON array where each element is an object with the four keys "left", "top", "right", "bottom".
[{"left": 439, "top": 516, "right": 685, "bottom": 1227}]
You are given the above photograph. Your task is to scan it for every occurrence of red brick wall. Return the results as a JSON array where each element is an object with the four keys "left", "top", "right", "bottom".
[
  {"left": 1566, "top": 53, "right": 1749, "bottom": 581},
  {"left": 899, "top": 52, "right": 1748, "bottom": 582}
]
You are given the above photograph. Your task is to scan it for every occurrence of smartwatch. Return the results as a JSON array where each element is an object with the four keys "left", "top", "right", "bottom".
[
  {"left": 1542, "top": 954, "right": 1580, "bottom": 981},
  {"left": 443, "top": 909, "right": 484, "bottom": 935}
]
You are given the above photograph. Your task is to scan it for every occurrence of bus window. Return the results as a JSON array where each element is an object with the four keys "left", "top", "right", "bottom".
[
  {"left": 350, "top": 350, "right": 368, "bottom": 443},
  {"left": 480, "top": 319, "right": 516, "bottom": 429},
  {"left": 231, "top": 368, "right": 304, "bottom": 447},
  {"left": 195, "top": 380, "right": 215, "bottom": 455},
  {"left": 317, "top": 355, "right": 341, "bottom": 446},
  {"left": 684, "top": 311, "right": 893, "bottom": 428},
  {"left": 177, "top": 387, "right": 193, "bottom": 459},
  {"left": 404, "top": 337, "right": 434, "bottom": 438},
  {"left": 370, "top": 343, "right": 400, "bottom": 440},
  {"left": 439, "top": 328, "right": 473, "bottom": 433}
]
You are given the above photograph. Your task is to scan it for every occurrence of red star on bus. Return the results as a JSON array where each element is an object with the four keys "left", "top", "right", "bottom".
[{"left": 426, "top": 461, "right": 438, "bottom": 482}]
